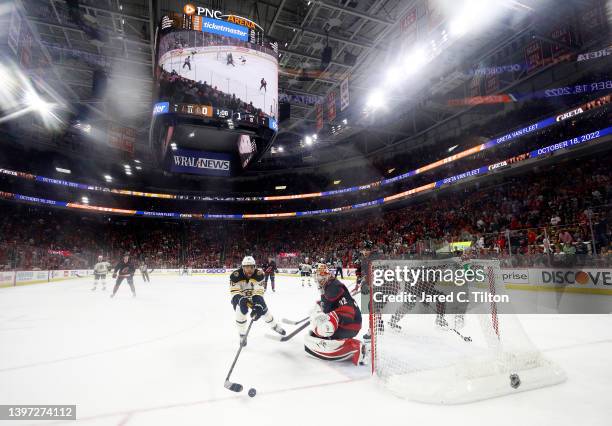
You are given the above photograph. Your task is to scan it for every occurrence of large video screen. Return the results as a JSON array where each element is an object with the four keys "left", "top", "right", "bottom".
[{"left": 156, "top": 27, "right": 278, "bottom": 120}]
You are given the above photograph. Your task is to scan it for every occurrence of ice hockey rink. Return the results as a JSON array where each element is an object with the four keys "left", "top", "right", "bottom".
[{"left": 1, "top": 273, "right": 611, "bottom": 426}]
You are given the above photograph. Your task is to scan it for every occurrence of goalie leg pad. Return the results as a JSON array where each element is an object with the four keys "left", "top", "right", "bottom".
[{"left": 304, "top": 333, "right": 362, "bottom": 365}]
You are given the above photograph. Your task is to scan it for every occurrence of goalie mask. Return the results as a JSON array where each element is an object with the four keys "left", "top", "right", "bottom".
[{"left": 314, "top": 263, "right": 332, "bottom": 288}]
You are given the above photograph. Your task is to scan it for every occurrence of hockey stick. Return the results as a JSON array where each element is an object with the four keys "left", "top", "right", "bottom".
[
  {"left": 451, "top": 328, "right": 472, "bottom": 342},
  {"left": 224, "top": 319, "right": 254, "bottom": 393},
  {"left": 281, "top": 316, "right": 309, "bottom": 325},
  {"left": 266, "top": 321, "right": 310, "bottom": 342}
]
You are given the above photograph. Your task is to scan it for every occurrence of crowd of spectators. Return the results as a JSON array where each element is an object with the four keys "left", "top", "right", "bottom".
[{"left": 0, "top": 150, "right": 610, "bottom": 271}]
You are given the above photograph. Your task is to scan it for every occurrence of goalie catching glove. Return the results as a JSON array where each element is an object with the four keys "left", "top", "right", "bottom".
[{"left": 310, "top": 309, "right": 339, "bottom": 338}]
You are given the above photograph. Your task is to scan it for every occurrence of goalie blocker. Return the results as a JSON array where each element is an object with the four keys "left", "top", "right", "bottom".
[{"left": 304, "top": 264, "right": 367, "bottom": 366}]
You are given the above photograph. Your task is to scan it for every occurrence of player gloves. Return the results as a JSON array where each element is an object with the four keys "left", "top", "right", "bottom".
[{"left": 251, "top": 303, "right": 265, "bottom": 321}]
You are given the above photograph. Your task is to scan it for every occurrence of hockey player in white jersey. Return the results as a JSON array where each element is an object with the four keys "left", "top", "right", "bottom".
[
  {"left": 299, "top": 257, "right": 313, "bottom": 287},
  {"left": 230, "top": 256, "right": 285, "bottom": 346},
  {"left": 92, "top": 255, "right": 111, "bottom": 291}
]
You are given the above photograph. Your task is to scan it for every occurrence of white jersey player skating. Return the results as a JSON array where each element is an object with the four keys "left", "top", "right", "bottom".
[
  {"left": 299, "top": 257, "right": 313, "bottom": 287},
  {"left": 230, "top": 256, "right": 286, "bottom": 346},
  {"left": 92, "top": 255, "right": 111, "bottom": 291}
]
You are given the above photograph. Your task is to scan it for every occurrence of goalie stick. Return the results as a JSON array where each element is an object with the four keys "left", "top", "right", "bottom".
[
  {"left": 266, "top": 321, "right": 310, "bottom": 342},
  {"left": 281, "top": 316, "right": 309, "bottom": 325},
  {"left": 224, "top": 319, "right": 255, "bottom": 393}
]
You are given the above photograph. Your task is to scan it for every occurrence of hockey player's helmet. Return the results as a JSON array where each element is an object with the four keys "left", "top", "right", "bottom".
[
  {"left": 241, "top": 256, "right": 256, "bottom": 267},
  {"left": 241, "top": 256, "right": 256, "bottom": 276}
]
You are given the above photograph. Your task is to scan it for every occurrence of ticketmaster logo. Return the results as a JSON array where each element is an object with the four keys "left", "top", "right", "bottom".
[
  {"left": 202, "top": 20, "right": 248, "bottom": 37},
  {"left": 173, "top": 156, "right": 230, "bottom": 171}
]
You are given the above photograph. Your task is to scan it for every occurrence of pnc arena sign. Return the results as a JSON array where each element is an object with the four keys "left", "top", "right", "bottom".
[{"left": 183, "top": 3, "right": 263, "bottom": 31}]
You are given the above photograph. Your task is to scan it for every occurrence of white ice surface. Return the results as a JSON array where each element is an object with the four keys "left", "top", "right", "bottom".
[{"left": 0, "top": 274, "right": 611, "bottom": 426}]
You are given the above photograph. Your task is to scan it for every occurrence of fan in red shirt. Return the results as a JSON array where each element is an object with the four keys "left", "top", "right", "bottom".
[{"left": 304, "top": 264, "right": 367, "bottom": 365}]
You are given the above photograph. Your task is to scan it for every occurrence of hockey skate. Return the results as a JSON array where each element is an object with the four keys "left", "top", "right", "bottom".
[
  {"left": 358, "top": 341, "right": 370, "bottom": 366},
  {"left": 388, "top": 321, "right": 402, "bottom": 332},
  {"left": 272, "top": 324, "right": 286, "bottom": 336},
  {"left": 435, "top": 314, "right": 449, "bottom": 328},
  {"left": 454, "top": 314, "right": 465, "bottom": 330}
]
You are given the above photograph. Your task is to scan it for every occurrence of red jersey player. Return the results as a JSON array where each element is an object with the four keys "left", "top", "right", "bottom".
[{"left": 304, "top": 264, "right": 367, "bottom": 365}]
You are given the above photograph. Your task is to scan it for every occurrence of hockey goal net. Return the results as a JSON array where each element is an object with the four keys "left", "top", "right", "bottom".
[{"left": 368, "top": 257, "right": 565, "bottom": 404}]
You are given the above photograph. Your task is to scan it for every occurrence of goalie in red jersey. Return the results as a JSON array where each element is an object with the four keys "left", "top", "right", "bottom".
[{"left": 304, "top": 264, "right": 368, "bottom": 365}]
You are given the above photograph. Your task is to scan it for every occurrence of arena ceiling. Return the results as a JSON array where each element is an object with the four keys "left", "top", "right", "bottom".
[{"left": 13, "top": 0, "right": 544, "bottom": 171}]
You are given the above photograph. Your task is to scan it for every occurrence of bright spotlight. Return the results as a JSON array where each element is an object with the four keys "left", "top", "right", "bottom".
[
  {"left": 384, "top": 66, "right": 403, "bottom": 86},
  {"left": 304, "top": 136, "right": 313, "bottom": 145},
  {"left": 24, "top": 90, "right": 53, "bottom": 115},
  {"left": 366, "top": 90, "right": 384, "bottom": 109},
  {"left": 450, "top": 18, "right": 468, "bottom": 37},
  {"left": 312, "top": 134, "right": 318, "bottom": 141},
  {"left": 278, "top": 146, "right": 284, "bottom": 152}
]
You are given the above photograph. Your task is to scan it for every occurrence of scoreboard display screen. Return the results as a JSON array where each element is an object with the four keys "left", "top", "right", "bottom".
[{"left": 150, "top": 5, "right": 278, "bottom": 176}]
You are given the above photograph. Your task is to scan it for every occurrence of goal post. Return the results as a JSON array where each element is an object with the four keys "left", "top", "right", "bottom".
[{"left": 366, "top": 256, "right": 566, "bottom": 404}]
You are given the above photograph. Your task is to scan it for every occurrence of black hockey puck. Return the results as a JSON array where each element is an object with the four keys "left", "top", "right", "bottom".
[
  {"left": 248, "top": 388, "right": 257, "bottom": 397},
  {"left": 510, "top": 373, "right": 521, "bottom": 389}
]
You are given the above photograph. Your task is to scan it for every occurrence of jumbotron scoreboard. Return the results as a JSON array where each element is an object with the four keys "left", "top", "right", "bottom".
[{"left": 150, "top": 3, "right": 279, "bottom": 177}]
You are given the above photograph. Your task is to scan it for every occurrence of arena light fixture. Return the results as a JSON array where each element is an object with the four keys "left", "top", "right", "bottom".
[
  {"left": 104, "top": 175, "right": 113, "bottom": 182},
  {"left": 135, "top": 166, "right": 142, "bottom": 170},
  {"left": 275, "top": 185, "right": 286, "bottom": 190},
  {"left": 404, "top": 48, "right": 427, "bottom": 72},
  {"left": 134, "top": 159, "right": 141, "bottom": 163},
  {"left": 384, "top": 66, "right": 403, "bottom": 86},
  {"left": 170, "top": 143, "right": 178, "bottom": 151},
  {"left": 81, "top": 197, "right": 89, "bottom": 204},
  {"left": 333, "top": 180, "right": 341, "bottom": 185},
  {"left": 449, "top": 18, "right": 468, "bottom": 37},
  {"left": 304, "top": 135, "right": 313, "bottom": 145},
  {"left": 55, "top": 167, "right": 71, "bottom": 174},
  {"left": 24, "top": 90, "right": 53, "bottom": 116},
  {"left": 387, "top": 168, "right": 395, "bottom": 174},
  {"left": 278, "top": 146, "right": 284, "bottom": 152},
  {"left": 342, "top": 118, "right": 348, "bottom": 125},
  {"left": 366, "top": 90, "right": 384, "bottom": 110},
  {"left": 312, "top": 134, "right": 318, "bottom": 141}
]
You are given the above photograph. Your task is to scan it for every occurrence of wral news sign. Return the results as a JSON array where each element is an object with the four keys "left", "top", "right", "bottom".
[{"left": 170, "top": 148, "right": 231, "bottom": 176}]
